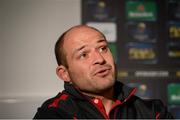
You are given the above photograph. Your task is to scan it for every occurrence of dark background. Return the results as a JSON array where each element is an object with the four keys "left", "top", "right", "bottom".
[{"left": 82, "top": 0, "right": 180, "bottom": 118}]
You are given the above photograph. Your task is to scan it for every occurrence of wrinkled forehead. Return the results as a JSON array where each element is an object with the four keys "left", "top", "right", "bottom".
[{"left": 62, "top": 25, "right": 107, "bottom": 54}]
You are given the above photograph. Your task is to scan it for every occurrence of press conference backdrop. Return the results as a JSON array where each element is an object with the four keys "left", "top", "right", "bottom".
[
  {"left": 82, "top": 0, "right": 180, "bottom": 118},
  {"left": 1, "top": 0, "right": 180, "bottom": 119}
]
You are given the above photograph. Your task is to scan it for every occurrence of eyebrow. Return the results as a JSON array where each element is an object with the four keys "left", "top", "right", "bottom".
[
  {"left": 76, "top": 45, "right": 86, "bottom": 52},
  {"left": 97, "top": 39, "right": 107, "bottom": 43},
  {"left": 72, "top": 39, "right": 107, "bottom": 57},
  {"left": 72, "top": 45, "right": 87, "bottom": 57}
]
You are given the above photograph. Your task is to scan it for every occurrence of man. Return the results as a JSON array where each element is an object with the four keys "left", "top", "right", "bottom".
[{"left": 34, "top": 25, "right": 173, "bottom": 119}]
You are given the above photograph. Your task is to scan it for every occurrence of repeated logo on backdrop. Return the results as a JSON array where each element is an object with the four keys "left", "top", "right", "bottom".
[
  {"left": 125, "top": 42, "right": 157, "bottom": 64},
  {"left": 167, "top": 83, "right": 180, "bottom": 118},
  {"left": 168, "top": 0, "right": 180, "bottom": 21},
  {"left": 168, "top": 21, "right": 180, "bottom": 40},
  {"left": 167, "top": 43, "right": 180, "bottom": 60},
  {"left": 126, "top": 1, "right": 157, "bottom": 21},
  {"left": 82, "top": 0, "right": 116, "bottom": 22},
  {"left": 125, "top": 0, "right": 158, "bottom": 65},
  {"left": 167, "top": 0, "right": 180, "bottom": 65},
  {"left": 82, "top": 0, "right": 180, "bottom": 118},
  {"left": 167, "top": 83, "right": 180, "bottom": 105},
  {"left": 126, "top": 21, "right": 157, "bottom": 43}
]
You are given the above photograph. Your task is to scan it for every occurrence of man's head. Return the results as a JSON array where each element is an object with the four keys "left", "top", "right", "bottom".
[{"left": 55, "top": 25, "right": 116, "bottom": 94}]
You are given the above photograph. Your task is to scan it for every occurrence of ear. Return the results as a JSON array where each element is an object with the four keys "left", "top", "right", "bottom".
[{"left": 56, "top": 65, "right": 71, "bottom": 82}]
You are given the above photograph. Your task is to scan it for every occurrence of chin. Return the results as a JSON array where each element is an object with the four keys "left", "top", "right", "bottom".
[{"left": 98, "top": 79, "right": 115, "bottom": 90}]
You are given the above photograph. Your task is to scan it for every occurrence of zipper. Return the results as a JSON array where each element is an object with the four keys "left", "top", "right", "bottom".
[
  {"left": 89, "top": 98, "right": 109, "bottom": 119},
  {"left": 108, "top": 100, "right": 122, "bottom": 119},
  {"left": 109, "top": 87, "right": 137, "bottom": 119}
]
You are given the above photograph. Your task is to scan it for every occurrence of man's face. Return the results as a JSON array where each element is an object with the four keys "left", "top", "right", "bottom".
[{"left": 63, "top": 26, "right": 116, "bottom": 93}]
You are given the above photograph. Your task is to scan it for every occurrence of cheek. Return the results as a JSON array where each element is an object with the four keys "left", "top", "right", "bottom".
[
  {"left": 68, "top": 66, "right": 92, "bottom": 88},
  {"left": 106, "top": 55, "right": 116, "bottom": 72},
  {"left": 106, "top": 54, "right": 115, "bottom": 64},
  {"left": 69, "top": 63, "right": 90, "bottom": 78}
]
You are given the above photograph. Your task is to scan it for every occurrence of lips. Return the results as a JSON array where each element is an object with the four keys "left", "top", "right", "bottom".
[{"left": 93, "top": 66, "right": 111, "bottom": 77}]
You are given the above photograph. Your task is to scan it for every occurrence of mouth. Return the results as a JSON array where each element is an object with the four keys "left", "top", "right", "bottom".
[{"left": 94, "top": 67, "right": 111, "bottom": 77}]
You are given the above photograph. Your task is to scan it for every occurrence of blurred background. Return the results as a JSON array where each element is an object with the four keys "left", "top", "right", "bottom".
[
  {"left": 0, "top": 0, "right": 180, "bottom": 118},
  {"left": 0, "top": 0, "right": 80, "bottom": 118}
]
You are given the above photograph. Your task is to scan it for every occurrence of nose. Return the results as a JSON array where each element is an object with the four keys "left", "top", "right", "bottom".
[{"left": 92, "top": 50, "right": 105, "bottom": 65}]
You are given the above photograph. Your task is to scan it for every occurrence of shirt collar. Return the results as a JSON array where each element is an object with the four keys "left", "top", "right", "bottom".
[{"left": 64, "top": 81, "right": 137, "bottom": 103}]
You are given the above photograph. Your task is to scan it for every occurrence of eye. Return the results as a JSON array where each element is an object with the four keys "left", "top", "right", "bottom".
[
  {"left": 99, "top": 46, "right": 108, "bottom": 53},
  {"left": 79, "top": 52, "right": 88, "bottom": 59}
]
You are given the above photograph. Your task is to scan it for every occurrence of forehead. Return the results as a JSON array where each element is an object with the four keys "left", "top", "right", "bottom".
[
  {"left": 67, "top": 26, "right": 103, "bottom": 39},
  {"left": 64, "top": 26, "right": 106, "bottom": 46}
]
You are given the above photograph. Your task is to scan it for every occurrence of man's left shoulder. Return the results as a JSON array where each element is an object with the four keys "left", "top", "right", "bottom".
[{"left": 131, "top": 97, "right": 174, "bottom": 119}]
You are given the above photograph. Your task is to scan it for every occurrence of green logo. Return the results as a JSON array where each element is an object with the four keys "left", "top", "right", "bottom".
[
  {"left": 167, "top": 83, "right": 180, "bottom": 105},
  {"left": 126, "top": 1, "right": 157, "bottom": 21}
]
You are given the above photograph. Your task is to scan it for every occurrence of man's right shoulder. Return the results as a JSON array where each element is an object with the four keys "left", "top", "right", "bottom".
[{"left": 33, "top": 91, "right": 72, "bottom": 119}]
